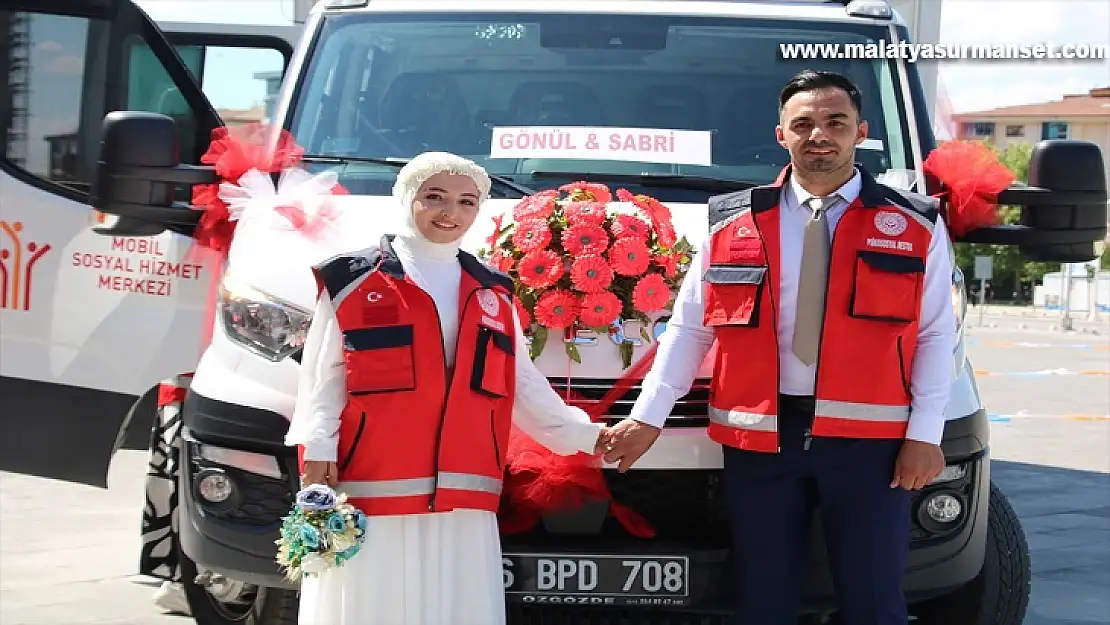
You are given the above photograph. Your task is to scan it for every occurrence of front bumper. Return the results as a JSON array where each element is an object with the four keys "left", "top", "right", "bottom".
[
  {"left": 177, "top": 389, "right": 990, "bottom": 611},
  {"left": 177, "top": 390, "right": 301, "bottom": 590}
]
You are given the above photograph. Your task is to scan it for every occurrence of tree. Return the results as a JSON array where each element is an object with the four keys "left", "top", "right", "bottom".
[{"left": 951, "top": 140, "right": 1063, "bottom": 302}]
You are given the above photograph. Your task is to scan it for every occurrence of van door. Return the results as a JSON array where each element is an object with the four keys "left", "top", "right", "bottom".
[{"left": 0, "top": 0, "right": 285, "bottom": 486}]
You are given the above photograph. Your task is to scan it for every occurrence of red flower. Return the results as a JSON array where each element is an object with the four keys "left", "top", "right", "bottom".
[
  {"left": 560, "top": 181, "right": 612, "bottom": 205},
  {"left": 562, "top": 222, "right": 609, "bottom": 256},
  {"left": 570, "top": 254, "right": 614, "bottom": 293},
  {"left": 534, "top": 289, "right": 579, "bottom": 329},
  {"left": 608, "top": 237, "right": 651, "bottom": 277},
  {"left": 653, "top": 252, "right": 679, "bottom": 279},
  {"left": 513, "top": 190, "right": 558, "bottom": 221},
  {"left": 579, "top": 292, "right": 622, "bottom": 327},
  {"left": 517, "top": 249, "right": 563, "bottom": 288},
  {"left": 489, "top": 250, "right": 515, "bottom": 272},
  {"left": 632, "top": 273, "right": 671, "bottom": 313},
  {"left": 617, "top": 188, "right": 677, "bottom": 248},
  {"left": 512, "top": 218, "right": 552, "bottom": 252},
  {"left": 564, "top": 201, "right": 608, "bottom": 225},
  {"left": 611, "top": 214, "right": 649, "bottom": 241}
]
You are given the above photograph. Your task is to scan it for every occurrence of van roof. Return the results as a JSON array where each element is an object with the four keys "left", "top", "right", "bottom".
[{"left": 322, "top": 0, "right": 906, "bottom": 28}]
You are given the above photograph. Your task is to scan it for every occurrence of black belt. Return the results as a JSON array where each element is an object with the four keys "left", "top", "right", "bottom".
[{"left": 779, "top": 394, "right": 815, "bottom": 417}]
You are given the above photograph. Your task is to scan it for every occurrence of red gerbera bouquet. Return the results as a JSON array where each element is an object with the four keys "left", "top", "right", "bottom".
[{"left": 479, "top": 181, "right": 694, "bottom": 369}]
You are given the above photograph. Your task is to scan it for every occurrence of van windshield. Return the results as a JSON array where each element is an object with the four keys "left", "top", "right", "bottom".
[{"left": 288, "top": 11, "right": 914, "bottom": 202}]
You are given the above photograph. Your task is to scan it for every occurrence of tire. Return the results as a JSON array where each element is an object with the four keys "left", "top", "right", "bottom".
[
  {"left": 913, "top": 482, "right": 1031, "bottom": 625},
  {"left": 178, "top": 547, "right": 299, "bottom": 625}
]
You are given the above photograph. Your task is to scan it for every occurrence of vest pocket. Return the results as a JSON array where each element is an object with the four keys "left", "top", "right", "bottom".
[
  {"left": 703, "top": 264, "right": 766, "bottom": 327},
  {"left": 471, "top": 325, "right": 514, "bottom": 398},
  {"left": 342, "top": 325, "right": 417, "bottom": 395},
  {"left": 849, "top": 251, "right": 925, "bottom": 323}
]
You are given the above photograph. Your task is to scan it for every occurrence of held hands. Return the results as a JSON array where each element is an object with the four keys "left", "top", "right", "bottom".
[
  {"left": 597, "top": 418, "right": 662, "bottom": 473},
  {"left": 302, "top": 460, "right": 339, "bottom": 488},
  {"left": 890, "top": 440, "right": 945, "bottom": 490}
]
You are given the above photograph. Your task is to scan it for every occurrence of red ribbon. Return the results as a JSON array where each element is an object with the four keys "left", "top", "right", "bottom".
[{"left": 498, "top": 342, "right": 661, "bottom": 538}]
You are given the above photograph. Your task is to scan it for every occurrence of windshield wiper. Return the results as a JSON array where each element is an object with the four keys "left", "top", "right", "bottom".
[
  {"left": 529, "top": 171, "right": 759, "bottom": 194},
  {"left": 300, "top": 155, "right": 539, "bottom": 198}
]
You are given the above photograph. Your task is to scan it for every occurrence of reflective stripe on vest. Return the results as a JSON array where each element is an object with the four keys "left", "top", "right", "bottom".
[
  {"left": 709, "top": 401, "right": 908, "bottom": 431},
  {"left": 337, "top": 472, "right": 503, "bottom": 499},
  {"left": 708, "top": 406, "right": 778, "bottom": 430}
]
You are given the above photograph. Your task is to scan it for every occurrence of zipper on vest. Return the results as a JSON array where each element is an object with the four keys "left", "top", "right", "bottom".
[
  {"left": 428, "top": 289, "right": 476, "bottom": 512},
  {"left": 756, "top": 211, "right": 784, "bottom": 454},
  {"left": 339, "top": 412, "right": 367, "bottom": 472},
  {"left": 896, "top": 336, "right": 912, "bottom": 396},
  {"left": 490, "top": 409, "right": 502, "bottom": 470}
]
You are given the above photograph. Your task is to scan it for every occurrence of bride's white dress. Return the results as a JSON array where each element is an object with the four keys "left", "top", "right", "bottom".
[{"left": 286, "top": 233, "right": 604, "bottom": 625}]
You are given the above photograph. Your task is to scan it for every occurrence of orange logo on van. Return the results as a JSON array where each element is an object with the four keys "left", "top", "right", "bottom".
[{"left": 0, "top": 220, "right": 52, "bottom": 311}]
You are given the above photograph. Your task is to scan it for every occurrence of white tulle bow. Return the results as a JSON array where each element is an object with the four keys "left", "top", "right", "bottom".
[{"left": 218, "top": 166, "right": 341, "bottom": 235}]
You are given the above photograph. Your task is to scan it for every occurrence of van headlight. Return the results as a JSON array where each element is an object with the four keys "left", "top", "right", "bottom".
[
  {"left": 217, "top": 275, "right": 311, "bottom": 361},
  {"left": 951, "top": 266, "right": 968, "bottom": 330}
]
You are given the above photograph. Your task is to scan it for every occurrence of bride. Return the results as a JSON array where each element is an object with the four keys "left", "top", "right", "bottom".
[{"left": 284, "top": 151, "right": 610, "bottom": 624}]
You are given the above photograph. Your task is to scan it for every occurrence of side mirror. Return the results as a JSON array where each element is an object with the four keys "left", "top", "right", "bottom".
[
  {"left": 89, "top": 111, "right": 217, "bottom": 237},
  {"left": 958, "top": 140, "right": 1107, "bottom": 262}
]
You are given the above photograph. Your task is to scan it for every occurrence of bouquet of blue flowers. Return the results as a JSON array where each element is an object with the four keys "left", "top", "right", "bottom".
[{"left": 275, "top": 484, "right": 368, "bottom": 581}]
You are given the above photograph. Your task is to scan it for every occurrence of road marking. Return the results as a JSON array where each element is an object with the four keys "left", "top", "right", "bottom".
[
  {"left": 974, "top": 368, "right": 1109, "bottom": 377},
  {"left": 988, "top": 411, "right": 1109, "bottom": 423},
  {"left": 968, "top": 339, "right": 1107, "bottom": 350}
]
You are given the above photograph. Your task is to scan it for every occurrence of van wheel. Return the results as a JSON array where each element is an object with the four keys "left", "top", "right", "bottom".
[
  {"left": 913, "top": 482, "right": 1031, "bottom": 625},
  {"left": 178, "top": 547, "right": 299, "bottom": 625}
]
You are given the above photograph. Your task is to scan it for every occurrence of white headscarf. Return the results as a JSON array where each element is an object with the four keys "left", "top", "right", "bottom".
[{"left": 391, "top": 152, "right": 492, "bottom": 244}]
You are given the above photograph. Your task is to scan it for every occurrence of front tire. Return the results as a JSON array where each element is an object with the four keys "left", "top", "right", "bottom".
[
  {"left": 178, "top": 547, "right": 299, "bottom": 625},
  {"left": 913, "top": 482, "right": 1031, "bottom": 625}
]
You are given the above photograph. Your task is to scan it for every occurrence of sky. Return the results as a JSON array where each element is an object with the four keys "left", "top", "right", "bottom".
[{"left": 134, "top": 0, "right": 1110, "bottom": 117}]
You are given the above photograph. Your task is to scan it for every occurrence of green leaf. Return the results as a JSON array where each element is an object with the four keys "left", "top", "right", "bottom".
[
  {"left": 619, "top": 341, "right": 634, "bottom": 369},
  {"left": 565, "top": 342, "right": 582, "bottom": 364},
  {"left": 530, "top": 326, "right": 548, "bottom": 360},
  {"left": 640, "top": 326, "right": 651, "bottom": 342}
]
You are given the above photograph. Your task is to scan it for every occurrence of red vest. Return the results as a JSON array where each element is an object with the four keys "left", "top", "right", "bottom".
[
  {"left": 703, "top": 166, "right": 940, "bottom": 453},
  {"left": 308, "top": 235, "right": 518, "bottom": 515}
]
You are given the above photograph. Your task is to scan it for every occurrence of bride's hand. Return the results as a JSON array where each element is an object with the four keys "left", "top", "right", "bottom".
[{"left": 302, "top": 460, "right": 338, "bottom": 487}]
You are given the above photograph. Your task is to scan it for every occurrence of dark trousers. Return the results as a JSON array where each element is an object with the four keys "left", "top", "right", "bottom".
[{"left": 722, "top": 395, "right": 911, "bottom": 625}]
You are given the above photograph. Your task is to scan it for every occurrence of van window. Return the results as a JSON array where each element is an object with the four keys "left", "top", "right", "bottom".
[
  {"left": 124, "top": 40, "right": 286, "bottom": 163},
  {"left": 289, "top": 12, "right": 914, "bottom": 202},
  {"left": 0, "top": 11, "right": 96, "bottom": 195}
]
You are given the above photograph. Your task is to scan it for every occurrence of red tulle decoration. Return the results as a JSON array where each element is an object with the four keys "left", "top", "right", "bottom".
[
  {"left": 497, "top": 344, "right": 661, "bottom": 538},
  {"left": 187, "top": 123, "right": 348, "bottom": 350},
  {"left": 923, "top": 140, "right": 1016, "bottom": 238},
  {"left": 190, "top": 123, "right": 310, "bottom": 252}
]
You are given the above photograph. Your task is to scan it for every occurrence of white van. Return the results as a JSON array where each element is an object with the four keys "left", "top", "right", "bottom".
[{"left": 2, "top": 1, "right": 1107, "bottom": 624}]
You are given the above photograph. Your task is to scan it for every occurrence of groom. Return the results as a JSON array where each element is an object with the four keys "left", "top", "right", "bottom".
[{"left": 603, "top": 69, "right": 956, "bottom": 624}]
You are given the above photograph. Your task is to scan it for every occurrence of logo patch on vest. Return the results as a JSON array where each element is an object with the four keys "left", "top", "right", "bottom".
[
  {"left": 874, "top": 211, "right": 908, "bottom": 236},
  {"left": 728, "top": 239, "right": 762, "bottom": 261},
  {"left": 477, "top": 289, "right": 501, "bottom": 316}
]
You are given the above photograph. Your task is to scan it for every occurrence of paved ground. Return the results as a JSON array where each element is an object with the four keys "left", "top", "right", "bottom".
[{"left": 1, "top": 310, "right": 1107, "bottom": 624}]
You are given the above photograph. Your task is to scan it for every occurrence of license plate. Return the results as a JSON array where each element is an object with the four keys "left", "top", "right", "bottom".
[{"left": 503, "top": 553, "right": 690, "bottom": 607}]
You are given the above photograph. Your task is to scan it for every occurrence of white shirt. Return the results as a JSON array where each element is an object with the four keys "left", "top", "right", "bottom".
[
  {"left": 285, "top": 234, "right": 604, "bottom": 461},
  {"left": 628, "top": 169, "right": 957, "bottom": 445}
]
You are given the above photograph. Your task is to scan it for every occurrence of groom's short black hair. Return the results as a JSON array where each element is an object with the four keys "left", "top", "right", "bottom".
[{"left": 779, "top": 70, "right": 863, "bottom": 116}]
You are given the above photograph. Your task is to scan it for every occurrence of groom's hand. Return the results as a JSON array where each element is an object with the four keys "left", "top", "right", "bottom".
[{"left": 603, "top": 419, "right": 662, "bottom": 473}]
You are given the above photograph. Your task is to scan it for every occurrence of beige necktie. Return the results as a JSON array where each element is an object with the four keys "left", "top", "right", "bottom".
[{"left": 792, "top": 195, "right": 837, "bottom": 366}]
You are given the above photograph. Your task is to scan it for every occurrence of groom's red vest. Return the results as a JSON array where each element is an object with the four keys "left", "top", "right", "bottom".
[
  {"left": 703, "top": 165, "right": 940, "bottom": 452},
  {"left": 306, "top": 235, "right": 518, "bottom": 515}
]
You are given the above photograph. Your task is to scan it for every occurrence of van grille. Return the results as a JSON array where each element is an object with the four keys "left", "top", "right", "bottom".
[{"left": 546, "top": 377, "right": 710, "bottom": 425}]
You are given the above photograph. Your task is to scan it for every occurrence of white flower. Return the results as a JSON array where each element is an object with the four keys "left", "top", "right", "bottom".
[
  {"left": 331, "top": 532, "right": 355, "bottom": 552},
  {"left": 300, "top": 553, "right": 330, "bottom": 574}
]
